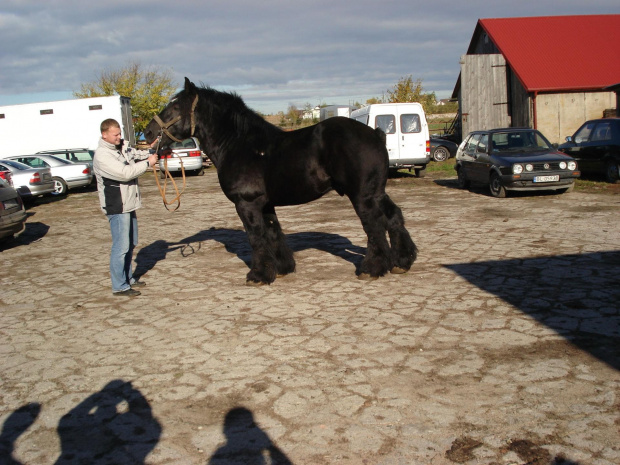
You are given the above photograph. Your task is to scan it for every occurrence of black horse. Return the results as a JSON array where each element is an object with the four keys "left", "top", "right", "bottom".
[{"left": 145, "top": 78, "right": 417, "bottom": 285}]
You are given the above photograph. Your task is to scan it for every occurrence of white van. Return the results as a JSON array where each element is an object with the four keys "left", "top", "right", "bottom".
[{"left": 350, "top": 103, "right": 431, "bottom": 176}]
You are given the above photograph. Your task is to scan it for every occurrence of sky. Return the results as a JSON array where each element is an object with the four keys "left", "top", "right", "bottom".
[{"left": 1, "top": 1, "right": 618, "bottom": 115}]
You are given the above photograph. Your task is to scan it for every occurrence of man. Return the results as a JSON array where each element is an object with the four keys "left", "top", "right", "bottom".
[{"left": 94, "top": 119, "right": 158, "bottom": 297}]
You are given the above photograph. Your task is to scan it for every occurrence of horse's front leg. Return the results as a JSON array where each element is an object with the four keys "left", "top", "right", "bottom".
[
  {"left": 235, "top": 200, "right": 277, "bottom": 285},
  {"left": 263, "top": 205, "right": 295, "bottom": 277}
]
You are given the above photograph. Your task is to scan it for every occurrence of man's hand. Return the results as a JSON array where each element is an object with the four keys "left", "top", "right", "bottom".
[{"left": 147, "top": 153, "right": 158, "bottom": 167}]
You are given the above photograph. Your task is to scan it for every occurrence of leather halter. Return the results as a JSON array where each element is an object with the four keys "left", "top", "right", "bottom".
[{"left": 153, "top": 94, "right": 199, "bottom": 143}]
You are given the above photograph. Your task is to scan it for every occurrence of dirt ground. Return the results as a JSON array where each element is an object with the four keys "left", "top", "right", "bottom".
[{"left": 1, "top": 168, "right": 619, "bottom": 464}]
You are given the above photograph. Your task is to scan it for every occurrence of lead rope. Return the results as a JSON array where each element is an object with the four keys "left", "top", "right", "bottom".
[
  {"left": 150, "top": 95, "right": 199, "bottom": 211},
  {"left": 152, "top": 133, "right": 186, "bottom": 212}
]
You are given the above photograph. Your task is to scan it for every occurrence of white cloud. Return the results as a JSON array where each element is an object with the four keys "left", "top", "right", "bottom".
[{"left": 0, "top": 0, "right": 618, "bottom": 113}]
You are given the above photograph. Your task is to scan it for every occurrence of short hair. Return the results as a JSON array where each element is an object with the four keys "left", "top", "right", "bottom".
[{"left": 100, "top": 118, "right": 120, "bottom": 134}]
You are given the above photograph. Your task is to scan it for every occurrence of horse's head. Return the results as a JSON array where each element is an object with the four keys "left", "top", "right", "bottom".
[{"left": 144, "top": 77, "right": 199, "bottom": 147}]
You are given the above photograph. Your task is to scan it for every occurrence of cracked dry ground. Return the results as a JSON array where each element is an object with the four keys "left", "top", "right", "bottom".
[{"left": 1, "top": 169, "right": 619, "bottom": 464}]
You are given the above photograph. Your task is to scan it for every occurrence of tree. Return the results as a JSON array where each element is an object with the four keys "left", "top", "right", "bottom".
[
  {"left": 74, "top": 62, "right": 177, "bottom": 139},
  {"left": 386, "top": 75, "right": 436, "bottom": 114}
]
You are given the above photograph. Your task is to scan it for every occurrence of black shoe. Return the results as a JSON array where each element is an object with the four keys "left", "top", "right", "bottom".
[
  {"left": 131, "top": 280, "right": 146, "bottom": 288},
  {"left": 114, "top": 288, "right": 141, "bottom": 297}
]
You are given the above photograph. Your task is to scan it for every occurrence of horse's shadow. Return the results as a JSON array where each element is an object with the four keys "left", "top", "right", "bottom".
[{"left": 135, "top": 228, "right": 366, "bottom": 278}]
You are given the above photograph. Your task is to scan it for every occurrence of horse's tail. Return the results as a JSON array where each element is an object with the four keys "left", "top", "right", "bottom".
[{"left": 374, "top": 127, "right": 386, "bottom": 145}]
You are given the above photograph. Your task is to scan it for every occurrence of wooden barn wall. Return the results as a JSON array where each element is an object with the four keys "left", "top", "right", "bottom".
[
  {"left": 536, "top": 91, "right": 616, "bottom": 144},
  {"left": 509, "top": 70, "right": 531, "bottom": 128},
  {"left": 460, "top": 54, "right": 511, "bottom": 135}
]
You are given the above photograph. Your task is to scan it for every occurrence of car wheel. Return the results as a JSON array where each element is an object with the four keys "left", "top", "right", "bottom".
[
  {"left": 414, "top": 168, "right": 425, "bottom": 178},
  {"left": 456, "top": 167, "right": 470, "bottom": 189},
  {"left": 489, "top": 173, "right": 506, "bottom": 198},
  {"left": 51, "top": 177, "right": 68, "bottom": 196},
  {"left": 432, "top": 146, "right": 450, "bottom": 162},
  {"left": 195, "top": 167, "right": 205, "bottom": 176},
  {"left": 604, "top": 160, "right": 619, "bottom": 183}
]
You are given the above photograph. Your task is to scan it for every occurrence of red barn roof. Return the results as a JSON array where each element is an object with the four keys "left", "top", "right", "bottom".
[{"left": 472, "top": 15, "right": 620, "bottom": 93}]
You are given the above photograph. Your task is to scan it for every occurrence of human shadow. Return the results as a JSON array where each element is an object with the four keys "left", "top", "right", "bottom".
[
  {"left": 55, "top": 380, "right": 161, "bottom": 464},
  {"left": 445, "top": 251, "right": 620, "bottom": 370},
  {"left": 208, "top": 407, "right": 293, "bottom": 465},
  {"left": 0, "top": 403, "right": 41, "bottom": 464},
  {"left": 135, "top": 228, "right": 366, "bottom": 277}
]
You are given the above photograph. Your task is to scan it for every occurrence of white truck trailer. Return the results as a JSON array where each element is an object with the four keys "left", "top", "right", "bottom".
[{"left": 0, "top": 95, "right": 135, "bottom": 157}]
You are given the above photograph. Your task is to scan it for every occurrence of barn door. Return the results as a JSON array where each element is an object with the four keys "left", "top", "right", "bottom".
[{"left": 460, "top": 54, "right": 511, "bottom": 135}]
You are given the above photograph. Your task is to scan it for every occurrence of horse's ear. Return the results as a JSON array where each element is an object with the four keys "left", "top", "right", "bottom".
[{"left": 184, "top": 77, "right": 196, "bottom": 94}]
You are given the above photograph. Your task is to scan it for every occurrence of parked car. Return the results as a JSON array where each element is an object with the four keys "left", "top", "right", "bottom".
[
  {"left": 430, "top": 137, "right": 459, "bottom": 162},
  {"left": 37, "top": 148, "right": 95, "bottom": 169},
  {"left": 558, "top": 118, "right": 620, "bottom": 183},
  {"left": 0, "top": 159, "right": 55, "bottom": 199},
  {"left": 0, "top": 168, "right": 13, "bottom": 186},
  {"left": 5, "top": 154, "right": 92, "bottom": 195},
  {"left": 455, "top": 128, "right": 580, "bottom": 198},
  {"left": 0, "top": 177, "right": 27, "bottom": 241},
  {"left": 158, "top": 137, "right": 205, "bottom": 177}
]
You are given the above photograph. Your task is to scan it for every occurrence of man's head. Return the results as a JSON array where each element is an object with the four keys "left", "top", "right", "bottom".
[{"left": 101, "top": 119, "right": 122, "bottom": 146}]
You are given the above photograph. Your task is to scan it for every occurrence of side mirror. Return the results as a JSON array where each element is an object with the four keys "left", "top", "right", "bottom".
[{"left": 565, "top": 136, "right": 573, "bottom": 143}]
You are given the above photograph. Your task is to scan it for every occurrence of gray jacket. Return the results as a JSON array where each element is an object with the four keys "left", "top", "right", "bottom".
[{"left": 93, "top": 138, "right": 151, "bottom": 215}]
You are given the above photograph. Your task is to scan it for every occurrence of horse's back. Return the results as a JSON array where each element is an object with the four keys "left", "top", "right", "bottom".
[
  {"left": 313, "top": 117, "right": 389, "bottom": 187},
  {"left": 263, "top": 117, "right": 389, "bottom": 205}
]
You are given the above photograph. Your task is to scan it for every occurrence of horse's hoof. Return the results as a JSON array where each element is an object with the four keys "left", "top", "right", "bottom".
[
  {"left": 391, "top": 266, "right": 408, "bottom": 274},
  {"left": 357, "top": 273, "right": 379, "bottom": 281},
  {"left": 245, "top": 279, "right": 267, "bottom": 287}
]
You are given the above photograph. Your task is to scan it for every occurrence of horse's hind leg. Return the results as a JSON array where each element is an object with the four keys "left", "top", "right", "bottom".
[
  {"left": 263, "top": 206, "right": 295, "bottom": 276},
  {"left": 378, "top": 194, "right": 417, "bottom": 273},
  {"left": 349, "top": 195, "right": 392, "bottom": 279}
]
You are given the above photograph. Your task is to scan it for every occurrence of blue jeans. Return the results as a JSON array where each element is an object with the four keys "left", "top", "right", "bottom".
[{"left": 107, "top": 211, "right": 138, "bottom": 293}]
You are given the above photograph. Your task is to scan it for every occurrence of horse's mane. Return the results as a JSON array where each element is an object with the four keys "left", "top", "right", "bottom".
[{"left": 192, "top": 85, "right": 283, "bottom": 153}]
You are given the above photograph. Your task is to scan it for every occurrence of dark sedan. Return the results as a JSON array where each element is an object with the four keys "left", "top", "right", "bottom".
[
  {"left": 0, "top": 177, "right": 27, "bottom": 241},
  {"left": 430, "top": 137, "right": 459, "bottom": 162},
  {"left": 558, "top": 118, "right": 620, "bottom": 183},
  {"left": 455, "top": 128, "right": 580, "bottom": 198}
]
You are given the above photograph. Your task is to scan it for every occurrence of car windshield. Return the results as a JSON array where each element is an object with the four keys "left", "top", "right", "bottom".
[
  {"left": 48, "top": 156, "right": 73, "bottom": 164},
  {"left": 0, "top": 160, "right": 31, "bottom": 170},
  {"left": 170, "top": 139, "right": 198, "bottom": 150},
  {"left": 491, "top": 131, "right": 551, "bottom": 153}
]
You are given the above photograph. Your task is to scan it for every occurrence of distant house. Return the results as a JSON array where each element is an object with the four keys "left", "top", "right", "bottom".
[
  {"left": 302, "top": 106, "right": 321, "bottom": 120},
  {"left": 319, "top": 105, "right": 356, "bottom": 121},
  {"left": 452, "top": 15, "right": 620, "bottom": 143}
]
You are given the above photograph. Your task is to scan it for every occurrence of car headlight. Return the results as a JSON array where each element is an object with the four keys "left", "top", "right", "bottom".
[
  {"left": 513, "top": 164, "right": 523, "bottom": 174},
  {"left": 559, "top": 161, "right": 567, "bottom": 170},
  {"left": 525, "top": 164, "right": 534, "bottom": 172},
  {"left": 568, "top": 161, "right": 577, "bottom": 170}
]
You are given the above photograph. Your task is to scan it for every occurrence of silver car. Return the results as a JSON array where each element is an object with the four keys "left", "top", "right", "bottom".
[
  {"left": 0, "top": 159, "right": 55, "bottom": 198},
  {"left": 6, "top": 154, "right": 92, "bottom": 195},
  {"left": 37, "top": 148, "right": 95, "bottom": 169},
  {"left": 158, "top": 137, "right": 205, "bottom": 177}
]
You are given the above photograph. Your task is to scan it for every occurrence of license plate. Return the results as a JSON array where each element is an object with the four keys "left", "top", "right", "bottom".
[
  {"left": 534, "top": 175, "right": 559, "bottom": 182},
  {"left": 3, "top": 198, "right": 18, "bottom": 208}
]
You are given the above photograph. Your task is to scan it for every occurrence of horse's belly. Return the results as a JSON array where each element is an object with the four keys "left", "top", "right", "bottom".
[{"left": 268, "top": 175, "right": 332, "bottom": 206}]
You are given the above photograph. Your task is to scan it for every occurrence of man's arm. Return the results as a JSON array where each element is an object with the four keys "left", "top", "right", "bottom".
[{"left": 94, "top": 149, "right": 150, "bottom": 182}]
